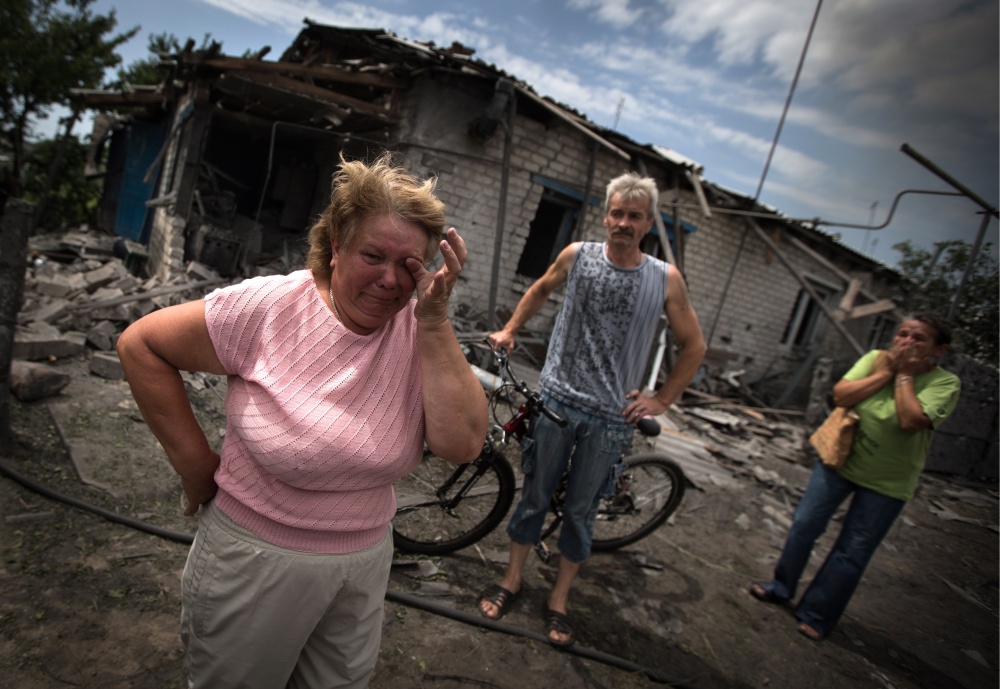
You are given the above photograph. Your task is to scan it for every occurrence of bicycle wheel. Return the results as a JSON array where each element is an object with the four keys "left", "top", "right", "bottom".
[
  {"left": 393, "top": 452, "right": 516, "bottom": 555},
  {"left": 591, "top": 453, "right": 685, "bottom": 551}
]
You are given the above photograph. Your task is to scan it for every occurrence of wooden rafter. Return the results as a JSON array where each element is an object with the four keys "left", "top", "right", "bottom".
[{"left": 202, "top": 56, "right": 409, "bottom": 89}]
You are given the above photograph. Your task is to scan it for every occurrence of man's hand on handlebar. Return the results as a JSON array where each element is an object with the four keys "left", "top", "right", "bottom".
[{"left": 488, "top": 330, "right": 516, "bottom": 354}]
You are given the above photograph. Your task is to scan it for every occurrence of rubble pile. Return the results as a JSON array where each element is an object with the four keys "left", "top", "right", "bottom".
[
  {"left": 653, "top": 396, "right": 812, "bottom": 499},
  {"left": 13, "top": 230, "right": 238, "bottom": 391}
]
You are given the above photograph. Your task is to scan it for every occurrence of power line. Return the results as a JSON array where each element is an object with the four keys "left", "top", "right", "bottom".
[
  {"left": 612, "top": 97, "right": 625, "bottom": 130},
  {"left": 753, "top": 0, "right": 824, "bottom": 201}
]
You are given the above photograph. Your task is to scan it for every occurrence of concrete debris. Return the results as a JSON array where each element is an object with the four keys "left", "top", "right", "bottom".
[
  {"left": 9, "top": 230, "right": 241, "bottom": 399},
  {"left": 89, "top": 351, "right": 124, "bottom": 380},
  {"left": 85, "top": 319, "right": 118, "bottom": 351},
  {"left": 928, "top": 500, "right": 998, "bottom": 531},
  {"left": 649, "top": 401, "right": 812, "bottom": 498},
  {"left": 962, "top": 649, "right": 990, "bottom": 668},
  {"left": 414, "top": 581, "right": 454, "bottom": 599},
  {"left": 631, "top": 553, "right": 665, "bottom": 570},
  {"left": 9, "top": 361, "right": 72, "bottom": 401},
  {"left": 761, "top": 504, "right": 792, "bottom": 530},
  {"left": 392, "top": 559, "right": 441, "bottom": 580},
  {"left": 734, "top": 513, "right": 751, "bottom": 531}
]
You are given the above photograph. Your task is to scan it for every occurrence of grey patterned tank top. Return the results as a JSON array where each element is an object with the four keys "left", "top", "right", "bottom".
[{"left": 539, "top": 242, "right": 668, "bottom": 420}]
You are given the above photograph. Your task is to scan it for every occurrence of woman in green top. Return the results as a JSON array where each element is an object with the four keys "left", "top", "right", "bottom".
[{"left": 748, "top": 314, "right": 961, "bottom": 640}]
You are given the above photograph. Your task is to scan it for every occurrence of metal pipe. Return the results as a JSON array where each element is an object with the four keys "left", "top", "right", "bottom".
[
  {"left": 662, "top": 188, "right": 963, "bottom": 231},
  {"left": 901, "top": 143, "right": 999, "bottom": 217},
  {"left": 486, "top": 85, "right": 517, "bottom": 329},
  {"left": 948, "top": 210, "right": 994, "bottom": 321}
]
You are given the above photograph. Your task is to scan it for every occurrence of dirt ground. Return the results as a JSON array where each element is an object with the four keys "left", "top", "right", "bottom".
[{"left": 0, "top": 354, "right": 996, "bottom": 689}]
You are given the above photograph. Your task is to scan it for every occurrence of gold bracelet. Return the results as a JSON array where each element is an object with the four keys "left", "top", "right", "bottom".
[{"left": 895, "top": 375, "right": 913, "bottom": 387}]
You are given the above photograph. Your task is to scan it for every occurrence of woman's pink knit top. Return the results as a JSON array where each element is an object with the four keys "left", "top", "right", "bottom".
[{"left": 203, "top": 270, "right": 425, "bottom": 554}]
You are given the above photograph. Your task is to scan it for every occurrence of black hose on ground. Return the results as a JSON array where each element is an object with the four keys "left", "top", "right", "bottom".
[
  {"left": 385, "top": 589, "right": 699, "bottom": 687},
  {"left": 1, "top": 459, "right": 701, "bottom": 687},
  {"left": 0, "top": 459, "right": 194, "bottom": 544}
]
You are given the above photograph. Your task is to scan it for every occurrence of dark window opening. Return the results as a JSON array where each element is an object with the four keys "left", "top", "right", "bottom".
[
  {"left": 868, "top": 313, "right": 898, "bottom": 349},
  {"left": 516, "top": 190, "right": 579, "bottom": 279},
  {"left": 781, "top": 281, "right": 838, "bottom": 348},
  {"left": 640, "top": 231, "right": 668, "bottom": 261}
]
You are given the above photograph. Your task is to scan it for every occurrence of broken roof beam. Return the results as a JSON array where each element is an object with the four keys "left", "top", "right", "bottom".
[
  {"left": 67, "top": 278, "right": 227, "bottom": 314},
  {"left": 515, "top": 86, "right": 630, "bottom": 161},
  {"left": 788, "top": 234, "right": 903, "bottom": 319},
  {"left": 747, "top": 217, "right": 865, "bottom": 356},
  {"left": 216, "top": 72, "right": 394, "bottom": 122},
  {"left": 69, "top": 89, "right": 164, "bottom": 107},
  {"left": 685, "top": 169, "right": 712, "bottom": 219},
  {"left": 202, "top": 56, "right": 409, "bottom": 89},
  {"left": 843, "top": 299, "right": 897, "bottom": 320}
]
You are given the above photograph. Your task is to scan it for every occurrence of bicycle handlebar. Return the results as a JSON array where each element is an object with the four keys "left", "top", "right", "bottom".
[
  {"left": 536, "top": 396, "right": 569, "bottom": 427},
  {"left": 482, "top": 340, "right": 665, "bottom": 435},
  {"left": 487, "top": 340, "right": 568, "bottom": 428}
]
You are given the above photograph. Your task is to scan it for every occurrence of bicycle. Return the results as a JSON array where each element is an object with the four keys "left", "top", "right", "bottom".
[{"left": 392, "top": 342, "right": 687, "bottom": 556}]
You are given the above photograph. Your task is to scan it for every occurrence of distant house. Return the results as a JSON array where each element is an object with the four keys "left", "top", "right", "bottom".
[{"left": 72, "top": 22, "right": 907, "bottom": 409}]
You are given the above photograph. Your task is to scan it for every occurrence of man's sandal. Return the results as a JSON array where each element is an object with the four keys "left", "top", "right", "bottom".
[
  {"left": 478, "top": 584, "right": 519, "bottom": 620},
  {"left": 544, "top": 606, "right": 575, "bottom": 648}
]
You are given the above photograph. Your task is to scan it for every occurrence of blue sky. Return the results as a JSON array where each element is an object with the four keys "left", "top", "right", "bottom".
[{"left": 84, "top": 0, "right": 998, "bottom": 267}]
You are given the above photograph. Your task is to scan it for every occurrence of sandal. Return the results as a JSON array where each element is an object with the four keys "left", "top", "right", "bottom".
[
  {"left": 797, "top": 622, "right": 825, "bottom": 642},
  {"left": 748, "top": 581, "right": 787, "bottom": 605},
  {"left": 544, "top": 606, "right": 575, "bottom": 648},
  {"left": 478, "top": 584, "right": 520, "bottom": 620}
]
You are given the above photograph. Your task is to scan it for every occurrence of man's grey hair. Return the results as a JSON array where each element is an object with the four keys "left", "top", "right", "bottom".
[{"left": 605, "top": 172, "right": 659, "bottom": 218}]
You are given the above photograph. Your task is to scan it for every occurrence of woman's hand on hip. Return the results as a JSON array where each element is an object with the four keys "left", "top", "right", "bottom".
[{"left": 179, "top": 450, "right": 221, "bottom": 516}]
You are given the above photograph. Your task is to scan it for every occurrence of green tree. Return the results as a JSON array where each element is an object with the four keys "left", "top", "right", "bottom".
[
  {"left": 106, "top": 32, "right": 227, "bottom": 91},
  {"left": 0, "top": 0, "right": 136, "bottom": 448},
  {"left": 893, "top": 239, "right": 999, "bottom": 366},
  {"left": 0, "top": 0, "right": 137, "bottom": 186},
  {"left": 21, "top": 134, "right": 98, "bottom": 228},
  {"left": 105, "top": 32, "right": 182, "bottom": 91}
]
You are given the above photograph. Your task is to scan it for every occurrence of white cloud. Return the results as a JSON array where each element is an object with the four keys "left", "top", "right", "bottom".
[
  {"left": 175, "top": 0, "right": 994, "bottom": 265},
  {"left": 658, "top": 0, "right": 817, "bottom": 75},
  {"left": 567, "top": 0, "right": 644, "bottom": 29}
]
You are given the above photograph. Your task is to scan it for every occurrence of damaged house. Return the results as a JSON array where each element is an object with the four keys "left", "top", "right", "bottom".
[{"left": 69, "top": 22, "right": 995, "bottom": 477}]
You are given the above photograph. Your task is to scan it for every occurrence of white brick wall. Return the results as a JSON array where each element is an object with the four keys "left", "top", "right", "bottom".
[{"left": 141, "top": 75, "right": 896, "bottom": 407}]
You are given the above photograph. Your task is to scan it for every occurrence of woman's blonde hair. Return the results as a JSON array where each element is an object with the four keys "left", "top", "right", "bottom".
[{"left": 306, "top": 153, "right": 445, "bottom": 277}]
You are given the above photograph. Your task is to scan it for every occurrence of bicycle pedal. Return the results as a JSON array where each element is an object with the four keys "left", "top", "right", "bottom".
[{"left": 534, "top": 541, "right": 551, "bottom": 564}]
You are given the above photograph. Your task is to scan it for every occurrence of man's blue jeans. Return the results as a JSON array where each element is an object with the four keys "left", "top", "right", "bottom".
[
  {"left": 769, "top": 462, "right": 905, "bottom": 636},
  {"left": 506, "top": 393, "right": 632, "bottom": 563}
]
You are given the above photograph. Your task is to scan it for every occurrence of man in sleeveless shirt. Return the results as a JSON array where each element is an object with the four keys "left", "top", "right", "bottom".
[{"left": 479, "top": 172, "right": 706, "bottom": 646}]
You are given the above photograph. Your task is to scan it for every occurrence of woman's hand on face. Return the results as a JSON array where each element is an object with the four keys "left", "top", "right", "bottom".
[
  {"left": 896, "top": 346, "right": 931, "bottom": 376},
  {"left": 408, "top": 227, "right": 467, "bottom": 325},
  {"left": 870, "top": 349, "right": 895, "bottom": 375},
  {"left": 884, "top": 343, "right": 912, "bottom": 374}
]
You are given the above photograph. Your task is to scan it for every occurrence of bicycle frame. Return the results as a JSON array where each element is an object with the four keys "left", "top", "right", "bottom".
[
  {"left": 391, "top": 341, "right": 683, "bottom": 556},
  {"left": 429, "top": 359, "right": 533, "bottom": 513}
]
